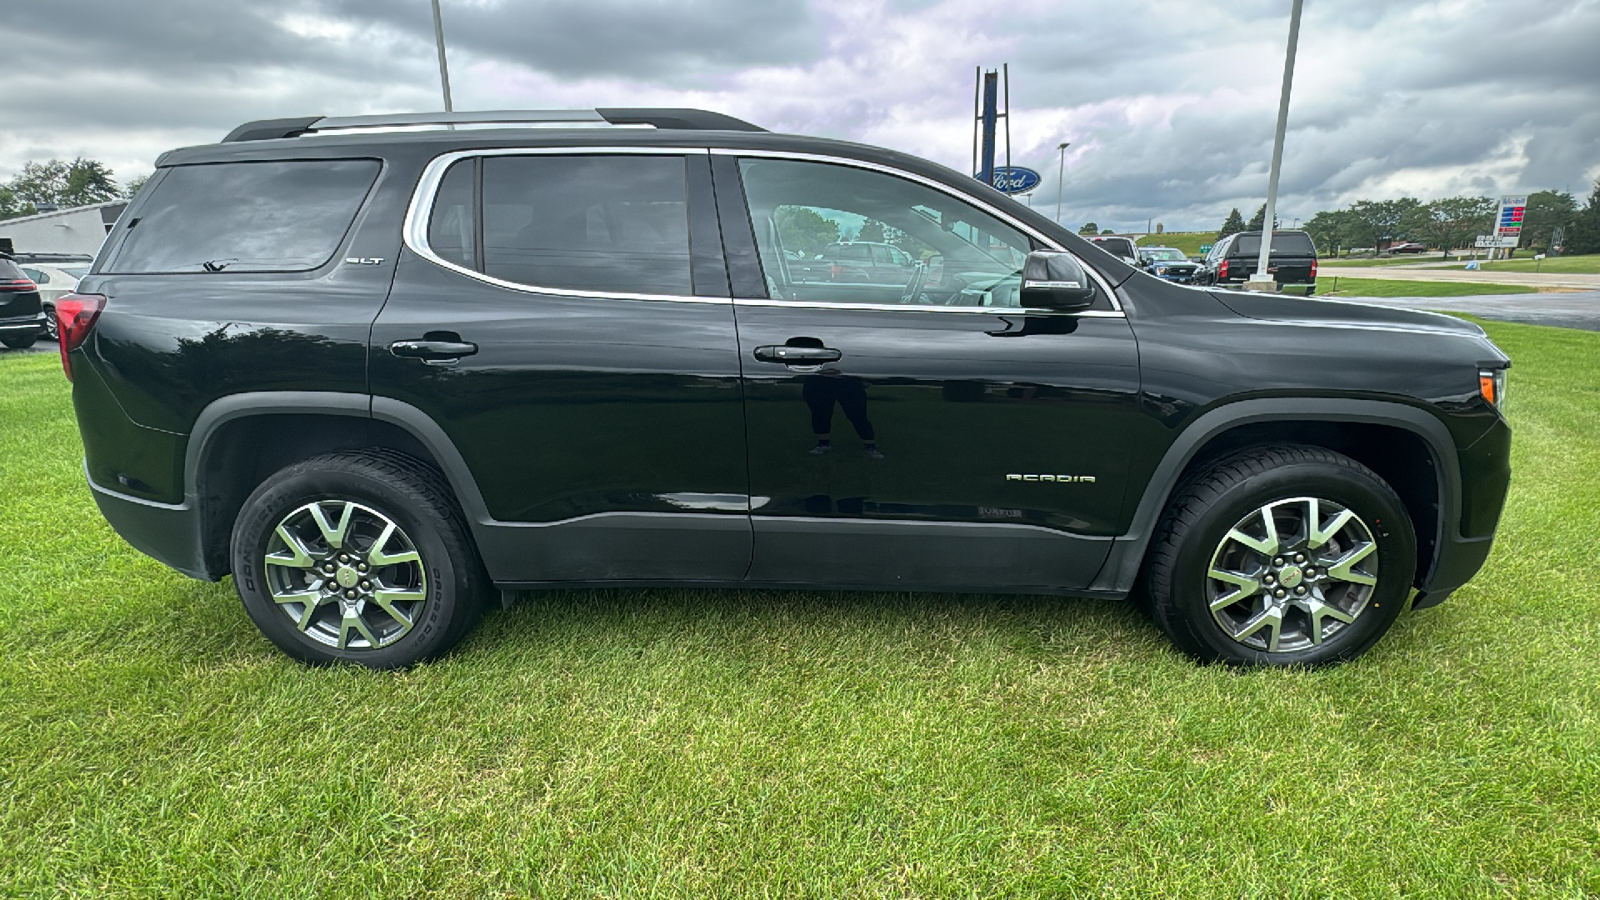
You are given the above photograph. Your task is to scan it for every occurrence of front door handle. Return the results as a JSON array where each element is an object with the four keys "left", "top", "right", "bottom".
[
  {"left": 389, "top": 338, "right": 479, "bottom": 363},
  {"left": 753, "top": 344, "right": 841, "bottom": 365}
]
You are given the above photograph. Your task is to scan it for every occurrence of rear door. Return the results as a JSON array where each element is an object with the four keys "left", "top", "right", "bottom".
[
  {"left": 369, "top": 149, "right": 751, "bottom": 585},
  {"left": 716, "top": 153, "right": 1144, "bottom": 591}
]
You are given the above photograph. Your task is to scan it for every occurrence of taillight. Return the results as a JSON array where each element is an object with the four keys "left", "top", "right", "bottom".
[
  {"left": 1310, "top": 259, "right": 1319, "bottom": 280},
  {"left": 55, "top": 292, "right": 106, "bottom": 382},
  {"left": 1217, "top": 259, "right": 1230, "bottom": 280},
  {"left": 1, "top": 278, "right": 37, "bottom": 292},
  {"left": 830, "top": 264, "right": 841, "bottom": 281}
]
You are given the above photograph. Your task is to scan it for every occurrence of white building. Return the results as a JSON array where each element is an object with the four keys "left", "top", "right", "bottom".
[{"left": 0, "top": 201, "right": 127, "bottom": 258}]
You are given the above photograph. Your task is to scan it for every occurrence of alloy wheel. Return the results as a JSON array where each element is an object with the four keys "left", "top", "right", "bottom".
[
  {"left": 1205, "top": 496, "right": 1379, "bottom": 653},
  {"left": 262, "top": 500, "right": 429, "bottom": 650}
]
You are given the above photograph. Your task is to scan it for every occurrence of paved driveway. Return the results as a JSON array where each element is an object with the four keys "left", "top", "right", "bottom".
[{"left": 1337, "top": 291, "right": 1600, "bottom": 332}]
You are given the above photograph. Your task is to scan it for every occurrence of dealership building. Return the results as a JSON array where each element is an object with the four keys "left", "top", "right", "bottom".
[{"left": 0, "top": 201, "right": 126, "bottom": 258}]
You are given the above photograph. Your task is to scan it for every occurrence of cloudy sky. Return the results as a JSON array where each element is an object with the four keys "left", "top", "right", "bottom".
[{"left": 3, "top": 0, "right": 1597, "bottom": 232}]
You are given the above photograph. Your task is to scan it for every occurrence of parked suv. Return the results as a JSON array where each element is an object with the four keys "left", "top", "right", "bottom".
[
  {"left": 0, "top": 253, "right": 46, "bottom": 349},
  {"left": 1198, "top": 230, "right": 1319, "bottom": 295},
  {"left": 65, "top": 109, "right": 1511, "bottom": 669},
  {"left": 789, "top": 241, "right": 916, "bottom": 285},
  {"left": 1136, "top": 246, "right": 1201, "bottom": 284}
]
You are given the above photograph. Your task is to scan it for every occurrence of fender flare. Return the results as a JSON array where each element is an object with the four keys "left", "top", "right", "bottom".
[{"left": 1089, "top": 397, "right": 1461, "bottom": 594}]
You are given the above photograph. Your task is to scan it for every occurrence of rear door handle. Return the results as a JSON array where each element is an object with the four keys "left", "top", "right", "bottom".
[
  {"left": 753, "top": 345, "right": 841, "bottom": 365},
  {"left": 388, "top": 338, "right": 479, "bottom": 363}
]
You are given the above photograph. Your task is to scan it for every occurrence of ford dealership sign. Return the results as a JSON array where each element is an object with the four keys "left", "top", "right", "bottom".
[{"left": 988, "top": 166, "right": 1041, "bottom": 195}]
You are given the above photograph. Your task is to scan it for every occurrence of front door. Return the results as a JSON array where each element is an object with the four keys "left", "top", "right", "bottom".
[
  {"left": 719, "top": 154, "right": 1144, "bottom": 591},
  {"left": 370, "top": 149, "right": 750, "bottom": 584}
]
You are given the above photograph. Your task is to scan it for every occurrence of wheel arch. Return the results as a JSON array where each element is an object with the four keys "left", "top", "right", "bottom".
[
  {"left": 185, "top": 393, "right": 490, "bottom": 579},
  {"left": 1092, "top": 398, "right": 1460, "bottom": 596}
]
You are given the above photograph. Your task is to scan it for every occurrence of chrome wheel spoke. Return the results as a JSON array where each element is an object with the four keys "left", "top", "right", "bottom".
[
  {"left": 266, "top": 524, "right": 317, "bottom": 568},
  {"left": 273, "top": 588, "right": 327, "bottom": 631},
  {"left": 310, "top": 501, "right": 356, "bottom": 550},
  {"left": 1325, "top": 541, "right": 1378, "bottom": 586},
  {"left": 367, "top": 521, "right": 420, "bottom": 568},
  {"left": 1233, "top": 604, "right": 1286, "bottom": 652},
  {"left": 1303, "top": 594, "right": 1356, "bottom": 644},
  {"left": 1225, "top": 513, "right": 1280, "bottom": 557},
  {"left": 338, "top": 605, "right": 380, "bottom": 649},
  {"left": 1307, "top": 501, "right": 1355, "bottom": 550},
  {"left": 1207, "top": 566, "right": 1261, "bottom": 610}
]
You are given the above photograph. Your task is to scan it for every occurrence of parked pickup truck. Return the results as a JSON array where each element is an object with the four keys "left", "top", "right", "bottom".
[{"left": 1197, "top": 230, "right": 1319, "bottom": 296}]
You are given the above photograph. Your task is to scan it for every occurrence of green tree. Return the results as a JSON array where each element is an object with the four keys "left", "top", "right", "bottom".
[
  {"left": 2, "top": 158, "right": 124, "bottom": 219},
  {"left": 0, "top": 186, "right": 32, "bottom": 220},
  {"left": 773, "top": 206, "right": 839, "bottom": 258},
  {"left": 1303, "top": 209, "right": 1358, "bottom": 257},
  {"left": 1246, "top": 203, "right": 1266, "bottom": 231},
  {"left": 1519, "top": 190, "right": 1576, "bottom": 251},
  {"left": 1348, "top": 197, "right": 1421, "bottom": 250},
  {"left": 856, "top": 220, "right": 886, "bottom": 244},
  {"left": 1409, "top": 196, "right": 1495, "bottom": 258},
  {"left": 1217, "top": 208, "right": 1245, "bottom": 238},
  {"left": 123, "top": 173, "right": 152, "bottom": 198},
  {"left": 1565, "top": 181, "right": 1600, "bottom": 255},
  {"left": 1078, "top": 222, "right": 1100, "bottom": 235}
]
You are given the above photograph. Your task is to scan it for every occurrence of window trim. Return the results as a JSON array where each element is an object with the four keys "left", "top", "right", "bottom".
[
  {"left": 404, "top": 145, "right": 1122, "bottom": 315},
  {"left": 404, "top": 146, "right": 724, "bottom": 304}
]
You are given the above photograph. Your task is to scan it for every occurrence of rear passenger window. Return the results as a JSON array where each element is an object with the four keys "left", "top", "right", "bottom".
[
  {"left": 428, "top": 159, "right": 477, "bottom": 269},
  {"left": 476, "top": 155, "right": 693, "bottom": 296},
  {"left": 106, "top": 160, "right": 380, "bottom": 273}
]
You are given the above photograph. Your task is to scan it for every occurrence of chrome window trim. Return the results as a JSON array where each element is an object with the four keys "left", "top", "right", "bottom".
[
  {"left": 712, "top": 146, "right": 1123, "bottom": 313},
  {"left": 402, "top": 146, "right": 720, "bottom": 304},
  {"left": 403, "top": 144, "right": 1123, "bottom": 316}
]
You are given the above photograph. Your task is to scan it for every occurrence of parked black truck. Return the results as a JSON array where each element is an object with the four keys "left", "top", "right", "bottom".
[
  {"left": 1197, "top": 230, "right": 1319, "bottom": 295},
  {"left": 62, "top": 110, "right": 1510, "bottom": 669}
]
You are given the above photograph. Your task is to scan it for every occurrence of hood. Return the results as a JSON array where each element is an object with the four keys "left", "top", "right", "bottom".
[{"left": 1213, "top": 290, "right": 1492, "bottom": 338}]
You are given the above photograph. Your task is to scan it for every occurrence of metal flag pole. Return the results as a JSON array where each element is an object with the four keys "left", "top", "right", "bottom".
[
  {"left": 431, "top": 0, "right": 454, "bottom": 113},
  {"left": 1056, "top": 142, "right": 1070, "bottom": 225},
  {"left": 1247, "top": 0, "right": 1304, "bottom": 292}
]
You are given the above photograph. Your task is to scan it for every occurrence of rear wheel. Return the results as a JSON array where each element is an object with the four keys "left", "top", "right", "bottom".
[
  {"left": 1143, "top": 444, "right": 1415, "bottom": 666},
  {"left": 43, "top": 304, "right": 58, "bottom": 341},
  {"left": 230, "top": 450, "right": 486, "bottom": 668},
  {"left": 1, "top": 333, "right": 37, "bottom": 350}
]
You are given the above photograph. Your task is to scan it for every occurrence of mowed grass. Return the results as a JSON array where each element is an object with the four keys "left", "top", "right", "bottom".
[
  {"left": 1319, "top": 256, "right": 1450, "bottom": 268},
  {"left": 1134, "top": 231, "right": 1211, "bottom": 257},
  {"left": 1474, "top": 253, "right": 1600, "bottom": 274},
  {"left": 1317, "top": 276, "right": 1537, "bottom": 297},
  {"left": 2, "top": 323, "right": 1599, "bottom": 897}
]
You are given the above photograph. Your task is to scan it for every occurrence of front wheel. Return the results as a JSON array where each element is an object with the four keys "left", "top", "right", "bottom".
[
  {"left": 1143, "top": 444, "right": 1416, "bottom": 666},
  {"left": 230, "top": 450, "right": 486, "bottom": 668}
]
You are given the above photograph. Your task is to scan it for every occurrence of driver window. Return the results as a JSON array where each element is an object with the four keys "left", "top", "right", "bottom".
[{"left": 739, "top": 158, "right": 1034, "bottom": 308}]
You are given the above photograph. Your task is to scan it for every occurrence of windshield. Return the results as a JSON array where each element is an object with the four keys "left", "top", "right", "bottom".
[{"left": 1141, "top": 248, "right": 1187, "bottom": 262}]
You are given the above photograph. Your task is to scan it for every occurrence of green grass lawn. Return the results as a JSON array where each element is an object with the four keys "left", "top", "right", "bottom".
[
  {"left": 1317, "top": 276, "right": 1537, "bottom": 297},
  {"left": 1319, "top": 256, "right": 1452, "bottom": 268},
  {"left": 1472, "top": 253, "right": 1600, "bottom": 275},
  {"left": 3, "top": 325, "right": 1598, "bottom": 897}
]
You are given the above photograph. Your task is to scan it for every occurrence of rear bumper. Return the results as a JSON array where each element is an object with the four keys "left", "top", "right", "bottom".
[
  {"left": 0, "top": 313, "right": 47, "bottom": 336},
  {"left": 85, "top": 462, "right": 215, "bottom": 581}
]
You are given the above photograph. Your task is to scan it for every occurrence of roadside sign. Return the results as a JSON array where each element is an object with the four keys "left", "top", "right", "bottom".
[
  {"left": 1495, "top": 195, "right": 1527, "bottom": 239},
  {"left": 988, "top": 166, "right": 1042, "bottom": 195},
  {"left": 1475, "top": 235, "right": 1518, "bottom": 248}
]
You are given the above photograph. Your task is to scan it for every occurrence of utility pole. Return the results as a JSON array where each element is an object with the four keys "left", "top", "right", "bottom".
[
  {"left": 1246, "top": 0, "right": 1304, "bottom": 293},
  {"left": 1056, "top": 142, "right": 1070, "bottom": 225},
  {"left": 430, "top": 0, "right": 454, "bottom": 112}
]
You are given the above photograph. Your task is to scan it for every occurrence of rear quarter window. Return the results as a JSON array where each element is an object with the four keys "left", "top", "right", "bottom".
[{"left": 104, "top": 159, "right": 381, "bottom": 274}]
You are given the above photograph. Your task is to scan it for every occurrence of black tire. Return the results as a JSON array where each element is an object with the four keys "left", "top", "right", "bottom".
[
  {"left": 43, "top": 304, "right": 58, "bottom": 341},
  {"left": 1143, "top": 444, "right": 1416, "bottom": 666},
  {"left": 230, "top": 450, "right": 486, "bottom": 668},
  {"left": 0, "top": 333, "right": 37, "bottom": 350}
]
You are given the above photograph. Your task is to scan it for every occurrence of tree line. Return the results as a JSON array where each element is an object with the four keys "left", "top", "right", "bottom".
[
  {"left": 1214, "top": 182, "right": 1600, "bottom": 257},
  {"left": 0, "top": 159, "right": 148, "bottom": 220}
]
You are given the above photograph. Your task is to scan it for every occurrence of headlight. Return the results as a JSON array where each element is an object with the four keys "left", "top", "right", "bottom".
[{"left": 1478, "top": 367, "right": 1507, "bottom": 411}]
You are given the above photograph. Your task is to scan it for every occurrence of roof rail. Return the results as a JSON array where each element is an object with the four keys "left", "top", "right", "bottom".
[{"left": 220, "top": 108, "right": 765, "bottom": 142}]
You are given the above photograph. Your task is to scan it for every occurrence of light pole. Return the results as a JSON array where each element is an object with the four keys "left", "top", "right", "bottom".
[
  {"left": 430, "top": 0, "right": 454, "bottom": 112},
  {"left": 1055, "top": 142, "right": 1071, "bottom": 226},
  {"left": 1246, "top": 0, "right": 1304, "bottom": 292}
]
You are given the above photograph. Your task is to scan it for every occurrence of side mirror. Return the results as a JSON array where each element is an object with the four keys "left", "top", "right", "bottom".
[{"left": 1019, "top": 250, "right": 1096, "bottom": 311}]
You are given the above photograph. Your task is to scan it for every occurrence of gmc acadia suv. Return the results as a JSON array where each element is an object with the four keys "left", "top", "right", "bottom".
[{"left": 62, "top": 109, "right": 1511, "bottom": 668}]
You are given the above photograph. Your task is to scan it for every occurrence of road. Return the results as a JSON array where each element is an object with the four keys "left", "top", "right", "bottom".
[
  {"left": 1332, "top": 290, "right": 1600, "bottom": 332},
  {"left": 1321, "top": 267, "right": 1600, "bottom": 291}
]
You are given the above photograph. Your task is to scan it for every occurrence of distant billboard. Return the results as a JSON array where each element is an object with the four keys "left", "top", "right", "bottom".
[{"left": 1495, "top": 195, "right": 1527, "bottom": 240}]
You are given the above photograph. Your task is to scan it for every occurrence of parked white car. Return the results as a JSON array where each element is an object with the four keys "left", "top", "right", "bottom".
[{"left": 18, "top": 262, "right": 91, "bottom": 339}]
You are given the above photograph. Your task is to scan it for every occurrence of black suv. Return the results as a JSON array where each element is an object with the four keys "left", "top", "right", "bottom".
[
  {"left": 65, "top": 109, "right": 1511, "bottom": 669},
  {"left": 0, "top": 253, "right": 47, "bottom": 350},
  {"left": 1198, "top": 230, "right": 1319, "bottom": 295}
]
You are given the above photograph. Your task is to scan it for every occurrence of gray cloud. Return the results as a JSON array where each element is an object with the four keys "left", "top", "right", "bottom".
[{"left": 1, "top": 0, "right": 1596, "bottom": 233}]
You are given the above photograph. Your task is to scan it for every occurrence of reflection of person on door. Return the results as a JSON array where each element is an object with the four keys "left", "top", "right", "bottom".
[{"left": 802, "top": 368, "right": 882, "bottom": 457}]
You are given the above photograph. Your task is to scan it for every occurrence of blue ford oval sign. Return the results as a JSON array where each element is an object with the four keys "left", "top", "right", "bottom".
[{"left": 989, "top": 166, "right": 1042, "bottom": 194}]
